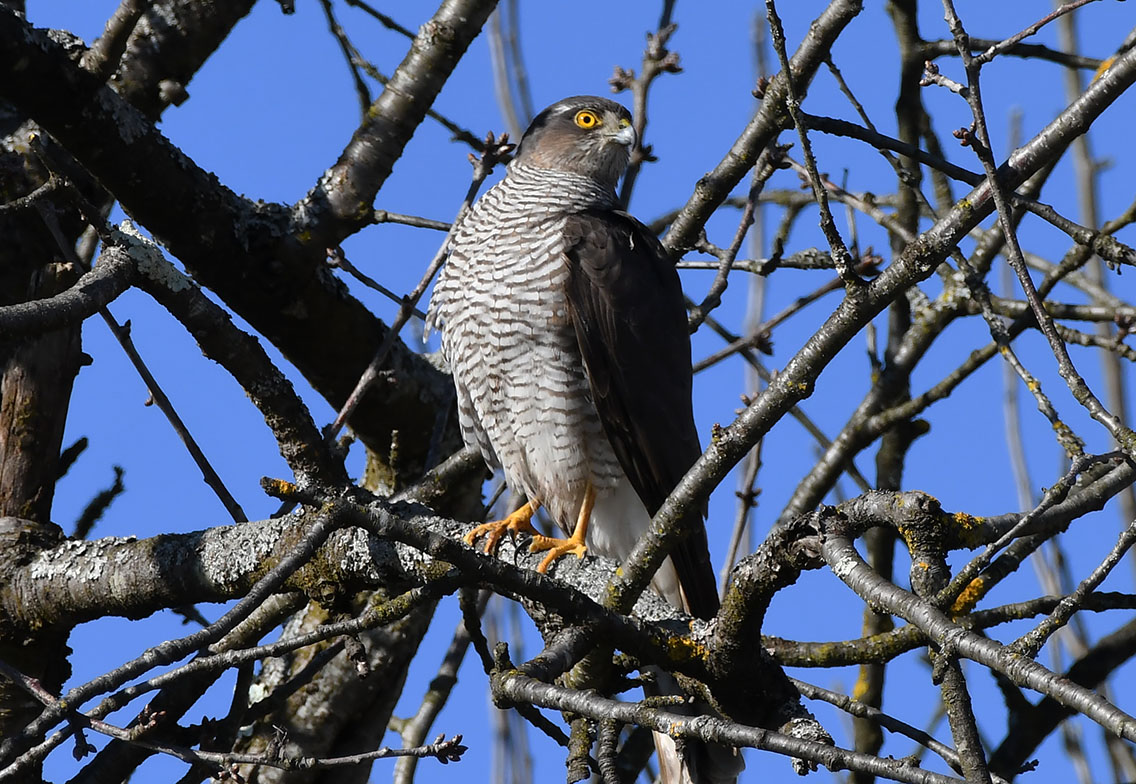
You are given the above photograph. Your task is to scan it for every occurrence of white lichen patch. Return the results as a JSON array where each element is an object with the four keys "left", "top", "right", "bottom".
[
  {"left": 114, "top": 221, "right": 192, "bottom": 292},
  {"left": 333, "top": 527, "right": 383, "bottom": 581},
  {"left": 107, "top": 98, "right": 151, "bottom": 144},
  {"left": 28, "top": 536, "right": 136, "bottom": 582},
  {"left": 199, "top": 519, "right": 284, "bottom": 586},
  {"left": 831, "top": 555, "right": 856, "bottom": 580}
]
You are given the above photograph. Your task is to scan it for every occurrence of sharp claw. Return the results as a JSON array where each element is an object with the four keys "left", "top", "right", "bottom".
[
  {"left": 463, "top": 502, "right": 539, "bottom": 556},
  {"left": 483, "top": 526, "right": 507, "bottom": 553},
  {"left": 530, "top": 535, "right": 588, "bottom": 573}
]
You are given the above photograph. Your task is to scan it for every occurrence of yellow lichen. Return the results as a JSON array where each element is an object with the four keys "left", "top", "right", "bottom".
[
  {"left": 262, "top": 477, "right": 299, "bottom": 498},
  {"left": 895, "top": 524, "right": 913, "bottom": 547},
  {"left": 851, "top": 670, "right": 872, "bottom": 701},
  {"left": 951, "top": 511, "right": 981, "bottom": 530},
  {"left": 662, "top": 632, "right": 708, "bottom": 664},
  {"left": 950, "top": 577, "right": 987, "bottom": 616}
]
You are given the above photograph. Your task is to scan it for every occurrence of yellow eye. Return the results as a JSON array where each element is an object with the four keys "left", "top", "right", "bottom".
[
  {"left": 574, "top": 110, "right": 600, "bottom": 129},
  {"left": 618, "top": 117, "right": 631, "bottom": 128}
]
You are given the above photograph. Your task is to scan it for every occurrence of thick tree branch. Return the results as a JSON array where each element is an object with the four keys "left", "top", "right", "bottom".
[
  {"left": 0, "top": 244, "right": 133, "bottom": 339},
  {"left": 296, "top": 0, "right": 499, "bottom": 242}
]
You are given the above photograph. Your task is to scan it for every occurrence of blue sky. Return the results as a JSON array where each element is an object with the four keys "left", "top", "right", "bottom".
[{"left": 26, "top": 1, "right": 1136, "bottom": 781}]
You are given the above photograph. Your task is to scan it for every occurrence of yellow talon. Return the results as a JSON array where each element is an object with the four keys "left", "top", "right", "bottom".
[
  {"left": 464, "top": 501, "right": 539, "bottom": 555},
  {"left": 529, "top": 484, "right": 595, "bottom": 573},
  {"left": 529, "top": 531, "right": 589, "bottom": 573}
]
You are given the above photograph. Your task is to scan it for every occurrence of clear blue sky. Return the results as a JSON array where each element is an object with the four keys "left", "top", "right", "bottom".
[{"left": 28, "top": 1, "right": 1136, "bottom": 781}]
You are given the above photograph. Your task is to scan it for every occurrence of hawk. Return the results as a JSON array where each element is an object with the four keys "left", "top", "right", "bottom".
[{"left": 428, "top": 96, "right": 737, "bottom": 782}]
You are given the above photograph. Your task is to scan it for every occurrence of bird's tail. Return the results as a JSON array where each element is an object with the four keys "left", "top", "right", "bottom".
[{"left": 590, "top": 482, "right": 742, "bottom": 782}]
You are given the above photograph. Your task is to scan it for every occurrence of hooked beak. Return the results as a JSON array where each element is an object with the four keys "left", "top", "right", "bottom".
[{"left": 611, "top": 122, "right": 636, "bottom": 148}]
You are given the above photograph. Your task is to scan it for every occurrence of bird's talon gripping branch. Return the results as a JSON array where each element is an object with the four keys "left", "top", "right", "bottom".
[
  {"left": 529, "top": 484, "right": 594, "bottom": 573},
  {"left": 529, "top": 532, "right": 589, "bottom": 573},
  {"left": 464, "top": 500, "right": 540, "bottom": 554}
]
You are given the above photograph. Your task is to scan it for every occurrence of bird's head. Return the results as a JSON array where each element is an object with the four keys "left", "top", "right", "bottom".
[{"left": 512, "top": 96, "right": 635, "bottom": 189}]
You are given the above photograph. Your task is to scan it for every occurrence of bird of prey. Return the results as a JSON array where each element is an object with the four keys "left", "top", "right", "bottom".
[{"left": 428, "top": 96, "right": 737, "bottom": 783}]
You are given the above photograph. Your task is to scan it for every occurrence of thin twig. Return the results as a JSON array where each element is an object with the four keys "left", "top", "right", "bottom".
[
  {"left": 942, "top": 0, "right": 1134, "bottom": 457},
  {"left": 765, "top": 0, "right": 858, "bottom": 283},
  {"left": 320, "top": 0, "right": 372, "bottom": 116},
  {"left": 792, "top": 678, "right": 1011, "bottom": 784},
  {"left": 343, "top": 0, "right": 415, "bottom": 39},
  {"left": 613, "top": 20, "right": 683, "bottom": 208},
  {"left": 393, "top": 590, "right": 489, "bottom": 784},
  {"left": 971, "top": 0, "right": 1101, "bottom": 66},
  {"left": 688, "top": 144, "right": 784, "bottom": 330},
  {"left": 1011, "top": 516, "right": 1136, "bottom": 657},
  {"left": 327, "top": 246, "right": 426, "bottom": 320}
]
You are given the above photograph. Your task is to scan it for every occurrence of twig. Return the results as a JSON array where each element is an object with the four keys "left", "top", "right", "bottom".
[
  {"left": 820, "top": 532, "right": 1136, "bottom": 742},
  {"left": 0, "top": 244, "right": 134, "bottom": 339},
  {"left": 1054, "top": 0, "right": 1136, "bottom": 539},
  {"left": 613, "top": 21, "right": 683, "bottom": 208},
  {"left": 72, "top": 465, "right": 124, "bottom": 540},
  {"left": 372, "top": 209, "right": 451, "bottom": 232},
  {"left": 327, "top": 246, "right": 426, "bottom": 320},
  {"left": 118, "top": 224, "right": 346, "bottom": 488},
  {"left": 971, "top": 0, "right": 1101, "bottom": 66},
  {"left": 721, "top": 437, "right": 762, "bottom": 595},
  {"left": 792, "top": 678, "right": 1011, "bottom": 784},
  {"left": 941, "top": 0, "right": 1134, "bottom": 456},
  {"left": 765, "top": 0, "right": 858, "bottom": 283},
  {"left": 920, "top": 37, "right": 1102, "bottom": 71},
  {"left": 695, "top": 308, "right": 872, "bottom": 494},
  {"left": 0, "top": 664, "right": 467, "bottom": 773},
  {"left": 486, "top": 5, "right": 529, "bottom": 139},
  {"left": 0, "top": 506, "right": 348, "bottom": 769},
  {"left": 393, "top": 590, "right": 489, "bottom": 784},
  {"left": 320, "top": 0, "right": 372, "bottom": 116},
  {"left": 920, "top": 61, "right": 967, "bottom": 94},
  {"left": 491, "top": 665, "right": 966, "bottom": 784},
  {"left": 693, "top": 255, "right": 879, "bottom": 375},
  {"left": 688, "top": 143, "right": 785, "bottom": 330},
  {"left": 661, "top": 0, "right": 863, "bottom": 255},
  {"left": 1011, "top": 516, "right": 1136, "bottom": 657},
  {"left": 503, "top": 0, "right": 534, "bottom": 123},
  {"left": 344, "top": 58, "right": 491, "bottom": 154},
  {"left": 343, "top": 0, "right": 415, "bottom": 39},
  {"left": 676, "top": 247, "right": 839, "bottom": 274},
  {"left": 766, "top": 591, "right": 1136, "bottom": 668}
]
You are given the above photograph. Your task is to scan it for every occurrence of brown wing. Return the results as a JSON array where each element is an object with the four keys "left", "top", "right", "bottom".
[{"left": 562, "top": 210, "right": 719, "bottom": 619}]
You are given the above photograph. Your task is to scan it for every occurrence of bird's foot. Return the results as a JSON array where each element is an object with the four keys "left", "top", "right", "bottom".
[
  {"left": 464, "top": 501, "right": 539, "bottom": 555},
  {"left": 529, "top": 530, "right": 588, "bottom": 573}
]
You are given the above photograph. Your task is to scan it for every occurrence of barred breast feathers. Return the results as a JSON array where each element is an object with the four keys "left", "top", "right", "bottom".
[{"left": 428, "top": 162, "right": 616, "bottom": 335}]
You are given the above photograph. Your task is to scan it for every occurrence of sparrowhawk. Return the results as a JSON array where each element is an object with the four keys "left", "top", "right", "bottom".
[{"left": 428, "top": 95, "right": 737, "bottom": 782}]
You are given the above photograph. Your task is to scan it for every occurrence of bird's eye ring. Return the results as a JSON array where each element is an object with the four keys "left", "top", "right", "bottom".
[{"left": 574, "top": 110, "right": 600, "bottom": 129}]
